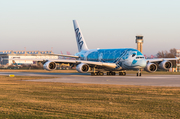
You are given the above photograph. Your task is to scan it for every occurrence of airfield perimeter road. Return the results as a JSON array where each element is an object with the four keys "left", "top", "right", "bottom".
[{"left": 0, "top": 72, "right": 180, "bottom": 87}]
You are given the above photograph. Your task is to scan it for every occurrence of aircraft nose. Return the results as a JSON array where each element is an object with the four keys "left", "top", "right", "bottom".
[
  {"left": 135, "top": 59, "right": 146, "bottom": 68},
  {"left": 140, "top": 59, "right": 147, "bottom": 68}
]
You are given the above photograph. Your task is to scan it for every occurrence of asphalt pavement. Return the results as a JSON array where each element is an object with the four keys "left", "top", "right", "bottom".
[{"left": 0, "top": 72, "right": 180, "bottom": 87}]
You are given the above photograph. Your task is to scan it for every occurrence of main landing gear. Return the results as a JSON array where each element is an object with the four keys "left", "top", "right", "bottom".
[
  {"left": 91, "top": 72, "right": 104, "bottom": 76},
  {"left": 91, "top": 71, "right": 126, "bottom": 76},
  {"left": 107, "top": 71, "right": 126, "bottom": 76},
  {"left": 119, "top": 72, "right": 126, "bottom": 76},
  {"left": 107, "top": 71, "right": 116, "bottom": 76}
]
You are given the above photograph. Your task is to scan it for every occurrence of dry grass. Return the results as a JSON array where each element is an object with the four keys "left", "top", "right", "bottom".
[{"left": 0, "top": 75, "right": 180, "bottom": 118}]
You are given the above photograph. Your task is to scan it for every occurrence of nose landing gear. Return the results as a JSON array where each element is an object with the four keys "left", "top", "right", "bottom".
[{"left": 137, "top": 69, "right": 141, "bottom": 76}]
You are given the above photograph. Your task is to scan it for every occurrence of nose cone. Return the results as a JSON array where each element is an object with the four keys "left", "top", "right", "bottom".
[
  {"left": 132, "top": 59, "right": 146, "bottom": 69},
  {"left": 139, "top": 59, "right": 147, "bottom": 68}
]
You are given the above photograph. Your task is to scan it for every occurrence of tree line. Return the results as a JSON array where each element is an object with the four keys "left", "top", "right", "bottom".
[{"left": 156, "top": 48, "right": 177, "bottom": 67}]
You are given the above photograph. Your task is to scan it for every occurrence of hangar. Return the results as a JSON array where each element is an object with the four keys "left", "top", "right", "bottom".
[{"left": 0, "top": 50, "right": 58, "bottom": 66}]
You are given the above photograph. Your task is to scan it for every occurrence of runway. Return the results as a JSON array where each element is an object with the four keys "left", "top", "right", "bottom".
[{"left": 0, "top": 72, "right": 180, "bottom": 87}]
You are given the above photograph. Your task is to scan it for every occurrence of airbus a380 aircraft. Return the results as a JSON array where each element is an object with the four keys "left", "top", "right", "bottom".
[{"left": 42, "top": 20, "right": 179, "bottom": 76}]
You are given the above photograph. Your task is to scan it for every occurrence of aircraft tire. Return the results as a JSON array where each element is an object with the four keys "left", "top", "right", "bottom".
[
  {"left": 113, "top": 72, "right": 114, "bottom": 75},
  {"left": 95, "top": 72, "right": 99, "bottom": 76},
  {"left": 136, "top": 73, "right": 141, "bottom": 76},
  {"left": 113, "top": 72, "right": 116, "bottom": 75},
  {"left": 107, "top": 72, "right": 116, "bottom": 76},
  {"left": 100, "top": 72, "right": 104, "bottom": 76},
  {"left": 122, "top": 72, "right": 126, "bottom": 76},
  {"left": 109, "top": 71, "right": 114, "bottom": 76},
  {"left": 91, "top": 72, "right": 95, "bottom": 76}
]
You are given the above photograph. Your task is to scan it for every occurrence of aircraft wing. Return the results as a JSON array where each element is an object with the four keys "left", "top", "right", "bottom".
[
  {"left": 3, "top": 58, "right": 117, "bottom": 69},
  {"left": 19, "top": 53, "right": 80, "bottom": 58},
  {"left": 146, "top": 58, "right": 179, "bottom": 62},
  {"left": 50, "top": 59, "right": 117, "bottom": 69}
]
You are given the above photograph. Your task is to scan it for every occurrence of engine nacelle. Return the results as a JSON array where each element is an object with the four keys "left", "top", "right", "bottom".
[
  {"left": 144, "top": 63, "right": 157, "bottom": 73},
  {"left": 159, "top": 60, "right": 172, "bottom": 70},
  {"left": 43, "top": 61, "right": 57, "bottom": 71},
  {"left": 76, "top": 63, "right": 90, "bottom": 73}
]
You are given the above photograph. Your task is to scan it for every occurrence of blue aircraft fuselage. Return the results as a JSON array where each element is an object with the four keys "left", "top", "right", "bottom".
[{"left": 75, "top": 48, "right": 147, "bottom": 70}]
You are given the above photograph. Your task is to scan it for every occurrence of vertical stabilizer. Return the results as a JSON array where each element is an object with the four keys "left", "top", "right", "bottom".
[{"left": 73, "top": 20, "right": 88, "bottom": 52}]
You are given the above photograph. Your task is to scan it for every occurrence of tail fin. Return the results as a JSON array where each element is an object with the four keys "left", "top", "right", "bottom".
[{"left": 73, "top": 20, "right": 88, "bottom": 52}]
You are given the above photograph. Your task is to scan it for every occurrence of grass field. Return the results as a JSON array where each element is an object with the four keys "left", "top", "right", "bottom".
[{"left": 0, "top": 75, "right": 180, "bottom": 118}]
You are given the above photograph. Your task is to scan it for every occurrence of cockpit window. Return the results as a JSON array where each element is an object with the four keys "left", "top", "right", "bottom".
[
  {"left": 132, "top": 54, "right": 136, "bottom": 57},
  {"left": 136, "top": 57, "right": 144, "bottom": 59}
]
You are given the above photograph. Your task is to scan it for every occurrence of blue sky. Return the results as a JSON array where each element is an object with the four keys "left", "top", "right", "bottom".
[{"left": 0, "top": 0, "right": 180, "bottom": 56}]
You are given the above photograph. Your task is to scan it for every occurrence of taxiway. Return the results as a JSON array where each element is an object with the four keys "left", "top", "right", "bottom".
[{"left": 0, "top": 72, "right": 180, "bottom": 87}]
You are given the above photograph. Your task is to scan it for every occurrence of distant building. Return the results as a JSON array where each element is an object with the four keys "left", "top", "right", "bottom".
[
  {"left": 176, "top": 49, "right": 180, "bottom": 72},
  {"left": 0, "top": 50, "right": 58, "bottom": 65},
  {"left": 135, "top": 35, "right": 143, "bottom": 53}
]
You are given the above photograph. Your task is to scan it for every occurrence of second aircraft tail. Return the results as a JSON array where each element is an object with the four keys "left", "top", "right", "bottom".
[{"left": 73, "top": 20, "right": 88, "bottom": 52}]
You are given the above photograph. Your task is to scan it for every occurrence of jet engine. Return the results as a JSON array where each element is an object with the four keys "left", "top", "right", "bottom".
[
  {"left": 76, "top": 63, "right": 90, "bottom": 73},
  {"left": 43, "top": 61, "right": 57, "bottom": 71},
  {"left": 144, "top": 63, "right": 157, "bottom": 73},
  {"left": 159, "top": 60, "right": 172, "bottom": 70}
]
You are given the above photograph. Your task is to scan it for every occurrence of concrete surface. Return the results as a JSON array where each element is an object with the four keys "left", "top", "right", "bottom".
[{"left": 0, "top": 72, "right": 180, "bottom": 87}]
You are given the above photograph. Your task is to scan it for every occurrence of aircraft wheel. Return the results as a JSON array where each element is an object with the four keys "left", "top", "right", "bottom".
[
  {"left": 122, "top": 72, "right": 126, "bottom": 76},
  {"left": 113, "top": 72, "right": 116, "bottom": 75},
  {"left": 91, "top": 72, "right": 95, "bottom": 76},
  {"left": 109, "top": 71, "right": 114, "bottom": 76},
  {"left": 100, "top": 72, "right": 104, "bottom": 76},
  {"left": 95, "top": 72, "right": 99, "bottom": 76},
  {"left": 136, "top": 73, "right": 141, "bottom": 76},
  {"left": 110, "top": 72, "right": 113, "bottom": 76},
  {"left": 107, "top": 72, "right": 116, "bottom": 76},
  {"left": 94, "top": 72, "right": 97, "bottom": 76},
  {"left": 109, "top": 72, "right": 112, "bottom": 75}
]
